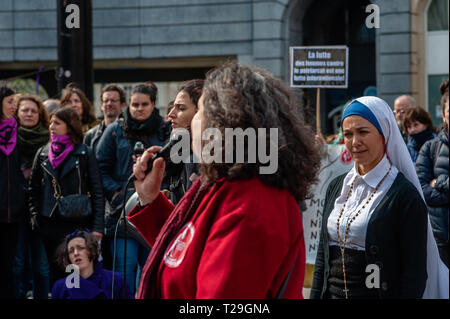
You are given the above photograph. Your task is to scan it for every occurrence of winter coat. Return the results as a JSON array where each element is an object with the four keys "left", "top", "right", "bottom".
[
  {"left": 0, "top": 145, "right": 27, "bottom": 223},
  {"left": 128, "top": 177, "right": 306, "bottom": 298},
  {"left": 51, "top": 262, "right": 133, "bottom": 299},
  {"left": 163, "top": 154, "right": 198, "bottom": 206},
  {"left": 406, "top": 130, "right": 436, "bottom": 163},
  {"left": 28, "top": 143, "right": 105, "bottom": 237},
  {"left": 96, "top": 116, "right": 168, "bottom": 237},
  {"left": 416, "top": 129, "right": 449, "bottom": 242},
  {"left": 83, "top": 121, "right": 106, "bottom": 153}
]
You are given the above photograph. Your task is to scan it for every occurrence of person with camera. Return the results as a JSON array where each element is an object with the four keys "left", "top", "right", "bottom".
[{"left": 28, "top": 107, "right": 104, "bottom": 286}]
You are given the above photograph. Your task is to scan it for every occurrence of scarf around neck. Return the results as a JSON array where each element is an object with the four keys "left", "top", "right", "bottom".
[
  {"left": 48, "top": 134, "right": 74, "bottom": 169},
  {"left": 0, "top": 117, "right": 17, "bottom": 156},
  {"left": 120, "top": 107, "right": 164, "bottom": 142},
  {"left": 409, "top": 129, "right": 435, "bottom": 151},
  {"left": 18, "top": 122, "right": 49, "bottom": 164}
]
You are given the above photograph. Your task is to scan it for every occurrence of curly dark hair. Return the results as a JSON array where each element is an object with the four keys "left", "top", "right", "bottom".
[
  {"left": 51, "top": 107, "right": 84, "bottom": 144},
  {"left": 60, "top": 87, "right": 98, "bottom": 126},
  {"left": 200, "top": 62, "right": 321, "bottom": 201},
  {"left": 55, "top": 230, "right": 99, "bottom": 271}
]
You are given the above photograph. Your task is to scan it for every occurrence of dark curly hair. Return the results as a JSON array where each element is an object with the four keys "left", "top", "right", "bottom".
[
  {"left": 199, "top": 62, "right": 321, "bottom": 201},
  {"left": 55, "top": 230, "right": 99, "bottom": 271}
]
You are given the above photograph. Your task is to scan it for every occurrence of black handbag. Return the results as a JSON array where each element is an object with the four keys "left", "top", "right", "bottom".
[{"left": 52, "top": 177, "right": 92, "bottom": 221}]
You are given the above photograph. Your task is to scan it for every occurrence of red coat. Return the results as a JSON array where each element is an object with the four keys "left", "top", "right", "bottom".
[{"left": 128, "top": 177, "right": 305, "bottom": 298}]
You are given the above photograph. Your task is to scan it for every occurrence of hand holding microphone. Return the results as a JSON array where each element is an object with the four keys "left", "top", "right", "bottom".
[
  {"left": 133, "top": 146, "right": 166, "bottom": 206},
  {"left": 132, "top": 134, "right": 182, "bottom": 206}
]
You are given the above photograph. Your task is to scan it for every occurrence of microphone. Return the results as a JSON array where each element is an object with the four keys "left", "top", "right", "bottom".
[
  {"left": 129, "top": 134, "right": 183, "bottom": 181},
  {"left": 134, "top": 141, "right": 145, "bottom": 157}
]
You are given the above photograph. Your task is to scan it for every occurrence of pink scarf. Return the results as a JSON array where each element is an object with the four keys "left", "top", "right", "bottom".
[
  {"left": 0, "top": 117, "right": 17, "bottom": 156},
  {"left": 48, "top": 134, "right": 74, "bottom": 169}
]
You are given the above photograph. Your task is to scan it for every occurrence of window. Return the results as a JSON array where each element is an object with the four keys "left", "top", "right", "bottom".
[{"left": 427, "top": 0, "right": 449, "bottom": 31}]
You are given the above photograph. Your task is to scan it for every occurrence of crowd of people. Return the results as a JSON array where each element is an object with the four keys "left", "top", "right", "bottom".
[{"left": 0, "top": 62, "right": 448, "bottom": 299}]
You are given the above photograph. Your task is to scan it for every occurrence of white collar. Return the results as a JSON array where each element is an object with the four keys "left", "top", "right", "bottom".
[{"left": 350, "top": 154, "right": 391, "bottom": 188}]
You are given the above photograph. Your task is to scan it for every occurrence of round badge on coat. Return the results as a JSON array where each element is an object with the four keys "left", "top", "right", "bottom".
[{"left": 164, "top": 223, "right": 195, "bottom": 268}]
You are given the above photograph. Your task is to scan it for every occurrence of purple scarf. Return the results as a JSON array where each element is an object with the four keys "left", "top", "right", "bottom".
[
  {"left": 0, "top": 117, "right": 17, "bottom": 156},
  {"left": 48, "top": 135, "right": 74, "bottom": 169}
]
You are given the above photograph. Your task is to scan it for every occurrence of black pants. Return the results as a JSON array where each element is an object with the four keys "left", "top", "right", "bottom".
[
  {"left": 0, "top": 223, "right": 19, "bottom": 299},
  {"left": 41, "top": 236, "right": 68, "bottom": 288}
]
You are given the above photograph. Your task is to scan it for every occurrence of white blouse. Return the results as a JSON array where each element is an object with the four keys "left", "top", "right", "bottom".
[{"left": 327, "top": 154, "right": 398, "bottom": 251}]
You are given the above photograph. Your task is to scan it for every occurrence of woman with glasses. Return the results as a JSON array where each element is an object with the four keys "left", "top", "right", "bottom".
[{"left": 52, "top": 228, "right": 133, "bottom": 299}]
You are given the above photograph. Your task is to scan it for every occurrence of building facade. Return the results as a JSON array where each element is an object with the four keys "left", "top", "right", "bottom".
[{"left": 0, "top": 0, "right": 448, "bottom": 133}]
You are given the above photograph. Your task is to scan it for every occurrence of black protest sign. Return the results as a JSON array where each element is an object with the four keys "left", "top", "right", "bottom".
[{"left": 290, "top": 46, "right": 349, "bottom": 88}]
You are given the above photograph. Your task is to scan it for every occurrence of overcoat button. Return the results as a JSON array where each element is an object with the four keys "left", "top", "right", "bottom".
[{"left": 381, "top": 282, "right": 388, "bottom": 291}]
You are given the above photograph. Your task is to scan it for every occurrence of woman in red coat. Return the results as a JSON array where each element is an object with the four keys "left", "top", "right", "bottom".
[{"left": 129, "top": 62, "right": 321, "bottom": 299}]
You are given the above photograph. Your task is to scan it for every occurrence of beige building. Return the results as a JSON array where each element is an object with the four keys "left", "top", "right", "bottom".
[{"left": 411, "top": 0, "right": 449, "bottom": 124}]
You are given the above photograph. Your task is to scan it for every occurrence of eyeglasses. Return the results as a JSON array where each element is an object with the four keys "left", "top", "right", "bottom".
[
  {"left": 102, "top": 99, "right": 120, "bottom": 104},
  {"left": 66, "top": 227, "right": 91, "bottom": 240},
  {"left": 393, "top": 110, "right": 407, "bottom": 115}
]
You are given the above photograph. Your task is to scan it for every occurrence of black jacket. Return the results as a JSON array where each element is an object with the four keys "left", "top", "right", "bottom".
[
  {"left": 311, "top": 172, "right": 428, "bottom": 299},
  {"left": 0, "top": 146, "right": 27, "bottom": 223},
  {"left": 83, "top": 121, "right": 106, "bottom": 153},
  {"left": 416, "top": 129, "right": 449, "bottom": 242},
  {"left": 163, "top": 154, "right": 198, "bottom": 205},
  {"left": 28, "top": 143, "right": 105, "bottom": 234},
  {"left": 96, "top": 116, "right": 169, "bottom": 237}
]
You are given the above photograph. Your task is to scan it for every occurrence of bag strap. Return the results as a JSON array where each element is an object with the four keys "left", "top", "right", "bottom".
[
  {"left": 275, "top": 249, "right": 300, "bottom": 299},
  {"left": 51, "top": 178, "right": 62, "bottom": 199}
]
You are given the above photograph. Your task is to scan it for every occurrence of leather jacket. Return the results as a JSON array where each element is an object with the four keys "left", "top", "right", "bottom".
[{"left": 28, "top": 143, "right": 105, "bottom": 233}]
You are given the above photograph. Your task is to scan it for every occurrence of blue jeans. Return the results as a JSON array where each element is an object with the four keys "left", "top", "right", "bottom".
[
  {"left": 110, "top": 237, "right": 150, "bottom": 294},
  {"left": 13, "top": 222, "right": 50, "bottom": 299}
]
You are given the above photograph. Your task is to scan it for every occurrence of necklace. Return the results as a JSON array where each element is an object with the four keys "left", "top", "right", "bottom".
[{"left": 336, "top": 163, "right": 392, "bottom": 299}]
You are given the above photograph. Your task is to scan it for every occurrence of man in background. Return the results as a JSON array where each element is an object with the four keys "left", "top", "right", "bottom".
[{"left": 394, "top": 94, "right": 416, "bottom": 142}]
